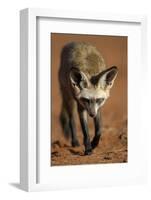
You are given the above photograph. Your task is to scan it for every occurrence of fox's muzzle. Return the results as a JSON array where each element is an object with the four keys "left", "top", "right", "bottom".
[
  {"left": 88, "top": 106, "right": 98, "bottom": 118},
  {"left": 89, "top": 112, "right": 96, "bottom": 118}
]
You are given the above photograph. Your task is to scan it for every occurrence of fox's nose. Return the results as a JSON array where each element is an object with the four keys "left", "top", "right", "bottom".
[
  {"left": 88, "top": 106, "right": 97, "bottom": 118},
  {"left": 89, "top": 112, "right": 96, "bottom": 118}
]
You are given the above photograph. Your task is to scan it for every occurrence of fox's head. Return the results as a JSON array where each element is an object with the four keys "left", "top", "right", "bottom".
[{"left": 69, "top": 66, "right": 118, "bottom": 118}]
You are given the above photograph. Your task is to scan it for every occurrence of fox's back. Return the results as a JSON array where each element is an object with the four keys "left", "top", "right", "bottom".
[{"left": 59, "top": 42, "right": 106, "bottom": 81}]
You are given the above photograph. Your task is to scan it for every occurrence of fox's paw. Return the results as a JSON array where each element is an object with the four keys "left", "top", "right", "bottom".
[
  {"left": 84, "top": 141, "right": 92, "bottom": 155},
  {"left": 91, "top": 136, "right": 100, "bottom": 149},
  {"left": 72, "top": 140, "right": 80, "bottom": 147},
  {"left": 84, "top": 148, "right": 92, "bottom": 155},
  {"left": 91, "top": 141, "right": 98, "bottom": 149}
]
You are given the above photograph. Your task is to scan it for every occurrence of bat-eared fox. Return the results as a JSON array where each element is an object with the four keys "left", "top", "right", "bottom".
[{"left": 59, "top": 42, "right": 118, "bottom": 155}]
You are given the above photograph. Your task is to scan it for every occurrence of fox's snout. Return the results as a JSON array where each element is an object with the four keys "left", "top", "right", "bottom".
[
  {"left": 87, "top": 106, "right": 98, "bottom": 118},
  {"left": 89, "top": 112, "right": 97, "bottom": 118}
]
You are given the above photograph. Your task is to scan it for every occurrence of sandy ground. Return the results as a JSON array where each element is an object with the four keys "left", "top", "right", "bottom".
[
  {"left": 51, "top": 110, "right": 127, "bottom": 166},
  {"left": 51, "top": 33, "right": 127, "bottom": 166},
  {"left": 51, "top": 121, "right": 127, "bottom": 166}
]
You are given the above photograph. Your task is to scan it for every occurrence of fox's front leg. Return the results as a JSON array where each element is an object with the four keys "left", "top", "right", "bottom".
[
  {"left": 78, "top": 105, "right": 92, "bottom": 155},
  {"left": 91, "top": 111, "right": 102, "bottom": 149}
]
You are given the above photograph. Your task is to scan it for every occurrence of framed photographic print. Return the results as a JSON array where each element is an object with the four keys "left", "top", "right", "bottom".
[{"left": 20, "top": 8, "right": 147, "bottom": 191}]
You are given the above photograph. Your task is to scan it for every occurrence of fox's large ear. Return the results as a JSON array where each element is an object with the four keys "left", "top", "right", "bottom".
[
  {"left": 69, "top": 68, "right": 89, "bottom": 92},
  {"left": 91, "top": 66, "right": 118, "bottom": 89}
]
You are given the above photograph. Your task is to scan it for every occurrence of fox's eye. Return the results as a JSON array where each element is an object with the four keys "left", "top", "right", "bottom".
[
  {"left": 81, "top": 97, "right": 90, "bottom": 103},
  {"left": 96, "top": 98, "right": 105, "bottom": 104}
]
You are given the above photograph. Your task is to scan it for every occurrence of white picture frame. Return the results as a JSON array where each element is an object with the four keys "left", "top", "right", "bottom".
[{"left": 20, "top": 8, "right": 147, "bottom": 192}]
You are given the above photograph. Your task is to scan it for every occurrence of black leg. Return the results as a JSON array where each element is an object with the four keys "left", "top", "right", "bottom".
[
  {"left": 91, "top": 111, "right": 102, "bottom": 149},
  {"left": 78, "top": 105, "right": 92, "bottom": 155},
  {"left": 69, "top": 117, "right": 80, "bottom": 147},
  {"left": 61, "top": 95, "right": 80, "bottom": 147}
]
